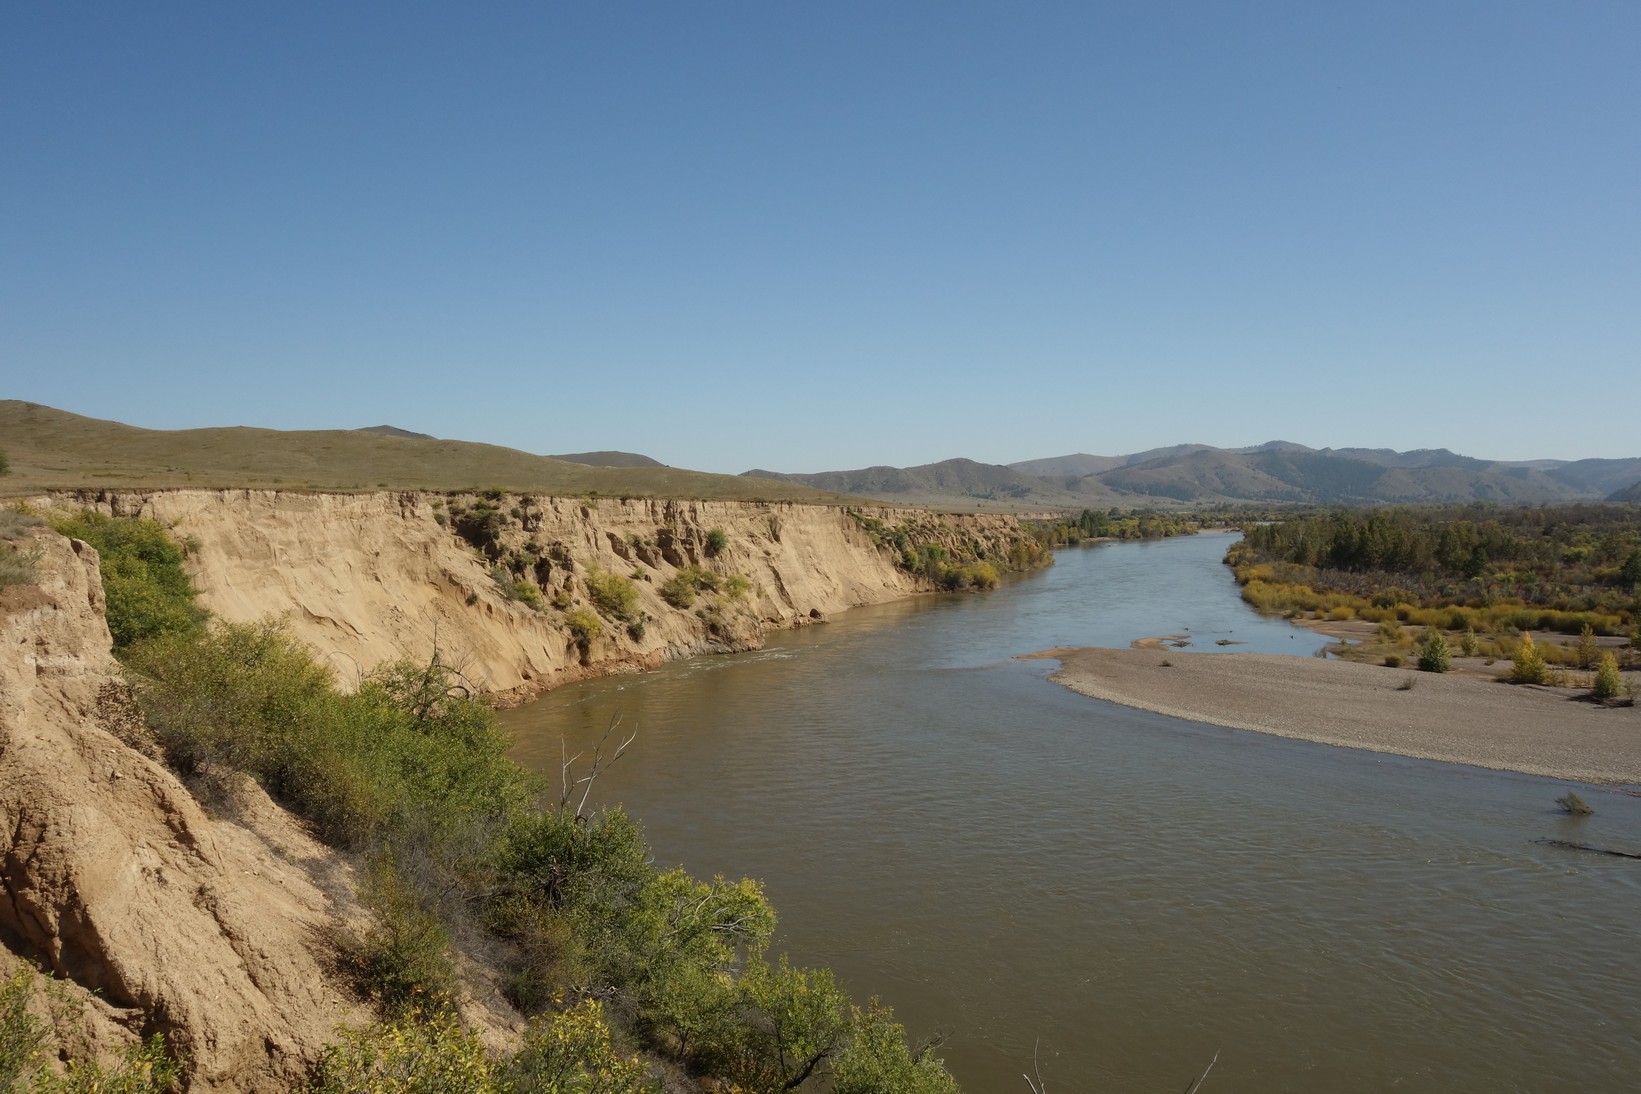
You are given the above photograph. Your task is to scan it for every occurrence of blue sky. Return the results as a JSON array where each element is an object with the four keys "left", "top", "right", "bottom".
[{"left": 3, "top": 2, "right": 1637, "bottom": 473}]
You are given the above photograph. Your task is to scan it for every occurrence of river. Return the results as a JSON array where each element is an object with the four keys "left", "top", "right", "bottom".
[{"left": 500, "top": 532, "right": 1641, "bottom": 1092}]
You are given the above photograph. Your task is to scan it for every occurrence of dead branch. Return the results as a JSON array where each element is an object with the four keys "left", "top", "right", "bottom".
[{"left": 557, "top": 711, "right": 637, "bottom": 819}]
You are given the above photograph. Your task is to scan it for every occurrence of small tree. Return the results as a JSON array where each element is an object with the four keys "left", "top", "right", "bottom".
[
  {"left": 1592, "top": 652, "right": 1623, "bottom": 701},
  {"left": 1459, "top": 625, "right": 1481, "bottom": 657},
  {"left": 1573, "top": 624, "right": 1600, "bottom": 670},
  {"left": 1417, "top": 630, "right": 1452, "bottom": 673},
  {"left": 1510, "top": 632, "right": 1549, "bottom": 685}
]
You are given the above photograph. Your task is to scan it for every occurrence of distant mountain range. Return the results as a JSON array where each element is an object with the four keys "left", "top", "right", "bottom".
[{"left": 746, "top": 441, "right": 1641, "bottom": 510}]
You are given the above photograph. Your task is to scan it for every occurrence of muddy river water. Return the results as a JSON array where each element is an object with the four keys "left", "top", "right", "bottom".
[{"left": 502, "top": 533, "right": 1641, "bottom": 1092}]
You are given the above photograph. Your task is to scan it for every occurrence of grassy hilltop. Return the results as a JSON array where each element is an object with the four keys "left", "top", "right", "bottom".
[{"left": 0, "top": 400, "right": 853, "bottom": 503}]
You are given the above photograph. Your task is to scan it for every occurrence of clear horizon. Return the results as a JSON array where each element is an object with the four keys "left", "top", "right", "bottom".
[{"left": 4, "top": 3, "right": 1638, "bottom": 474}]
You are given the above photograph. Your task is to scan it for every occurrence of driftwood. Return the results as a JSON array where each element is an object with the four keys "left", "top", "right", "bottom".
[{"left": 1534, "top": 838, "right": 1641, "bottom": 860}]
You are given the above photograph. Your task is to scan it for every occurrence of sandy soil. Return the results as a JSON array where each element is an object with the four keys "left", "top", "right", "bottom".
[{"left": 1024, "top": 646, "right": 1641, "bottom": 785}]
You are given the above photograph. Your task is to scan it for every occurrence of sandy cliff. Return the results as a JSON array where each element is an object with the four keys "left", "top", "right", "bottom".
[
  {"left": 52, "top": 491, "right": 1034, "bottom": 702},
  {"left": 0, "top": 530, "right": 371, "bottom": 1089}
]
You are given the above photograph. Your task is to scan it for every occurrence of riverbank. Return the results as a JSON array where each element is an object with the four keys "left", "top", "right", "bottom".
[{"left": 1027, "top": 646, "right": 1641, "bottom": 785}]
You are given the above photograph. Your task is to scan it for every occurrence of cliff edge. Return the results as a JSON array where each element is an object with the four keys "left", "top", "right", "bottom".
[{"left": 51, "top": 491, "right": 1037, "bottom": 703}]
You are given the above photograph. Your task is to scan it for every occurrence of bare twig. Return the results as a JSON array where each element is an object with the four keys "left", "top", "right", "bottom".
[
  {"left": 1023, "top": 1039, "right": 1047, "bottom": 1093},
  {"left": 1181, "top": 1048, "right": 1220, "bottom": 1094}
]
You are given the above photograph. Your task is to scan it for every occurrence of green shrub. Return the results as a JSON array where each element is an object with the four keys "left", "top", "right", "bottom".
[
  {"left": 658, "top": 574, "right": 696, "bottom": 608},
  {"left": 660, "top": 566, "right": 722, "bottom": 609},
  {"left": 584, "top": 567, "right": 639, "bottom": 621},
  {"left": 354, "top": 855, "right": 456, "bottom": 1008},
  {"left": 719, "top": 956, "right": 850, "bottom": 1092},
  {"left": 127, "top": 624, "right": 535, "bottom": 850},
  {"left": 565, "top": 609, "right": 602, "bottom": 650},
  {"left": 0, "top": 450, "right": 8, "bottom": 476},
  {"left": 1417, "top": 630, "right": 1452, "bottom": 673},
  {"left": 506, "top": 999, "right": 657, "bottom": 1093},
  {"left": 1592, "top": 653, "right": 1623, "bottom": 701},
  {"left": 2, "top": 969, "right": 179, "bottom": 1093},
  {"left": 316, "top": 998, "right": 658, "bottom": 1094},
  {"left": 314, "top": 1005, "right": 499, "bottom": 1094},
  {"left": 1383, "top": 654, "right": 1402, "bottom": 668},
  {"left": 1, "top": 969, "right": 45, "bottom": 1090},
  {"left": 832, "top": 1000, "right": 960, "bottom": 1094},
  {"left": 50, "top": 512, "right": 206, "bottom": 651},
  {"left": 704, "top": 528, "right": 728, "bottom": 557}
]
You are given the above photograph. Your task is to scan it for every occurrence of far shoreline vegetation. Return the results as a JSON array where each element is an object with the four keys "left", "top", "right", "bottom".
[
  {"left": 1026, "top": 504, "right": 1302, "bottom": 548},
  {"left": 1228, "top": 505, "right": 1640, "bottom": 695}
]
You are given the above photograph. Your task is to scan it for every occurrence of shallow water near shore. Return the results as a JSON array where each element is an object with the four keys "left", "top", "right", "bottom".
[{"left": 502, "top": 534, "right": 1641, "bottom": 1092}]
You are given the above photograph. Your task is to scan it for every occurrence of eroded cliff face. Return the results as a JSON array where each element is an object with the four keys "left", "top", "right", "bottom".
[
  {"left": 0, "top": 493, "right": 1034, "bottom": 1088},
  {"left": 50, "top": 491, "right": 1035, "bottom": 702},
  {"left": 0, "top": 530, "right": 370, "bottom": 1090}
]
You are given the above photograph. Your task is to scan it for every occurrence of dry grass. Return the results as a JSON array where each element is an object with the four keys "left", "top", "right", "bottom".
[{"left": 0, "top": 400, "right": 858, "bottom": 503}]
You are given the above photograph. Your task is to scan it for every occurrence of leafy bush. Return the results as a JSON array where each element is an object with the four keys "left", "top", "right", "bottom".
[
  {"left": 1592, "top": 653, "right": 1623, "bottom": 701},
  {"left": 354, "top": 855, "right": 457, "bottom": 1008},
  {"left": 584, "top": 568, "right": 639, "bottom": 621},
  {"left": 316, "top": 999, "right": 658, "bottom": 1094},
  {"left": 1417, "top": 630, "right": 1451, "bottom": 673},
  {"left": 127, "top": 625, "right": 536, "bottom": 850},
  {"left": 314, "top": 1005, "right": 499, "bottom": 1094},
  {"left": 704, "top": 528, "right": 728, "bottom": 557},
  {"left": 565, "top": 609, "right": 602, "bottom": 651},
  {"left": 506, "top": 999, "right": 656, "bottom": 1093},
  {"left": 718, "top": 956, "right": 850, "bottom": 1092},
  {"left": 832, "top": 1000, "right": 960, "bottom": 1094},
  {"left": 49, "top": 512, "right": 205, "bottom": 651},
  {"left": 660, "top": 566, "right": 724, "bottom": 609}
]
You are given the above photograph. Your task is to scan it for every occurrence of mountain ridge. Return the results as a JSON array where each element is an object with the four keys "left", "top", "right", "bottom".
[{"left": 749, "top": 441, "right": 1641, "bottom": 509}]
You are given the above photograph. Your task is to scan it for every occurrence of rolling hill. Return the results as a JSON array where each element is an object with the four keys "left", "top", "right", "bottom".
[{"left": 0, "top": 401, "right": 850, "bottom": 503}]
